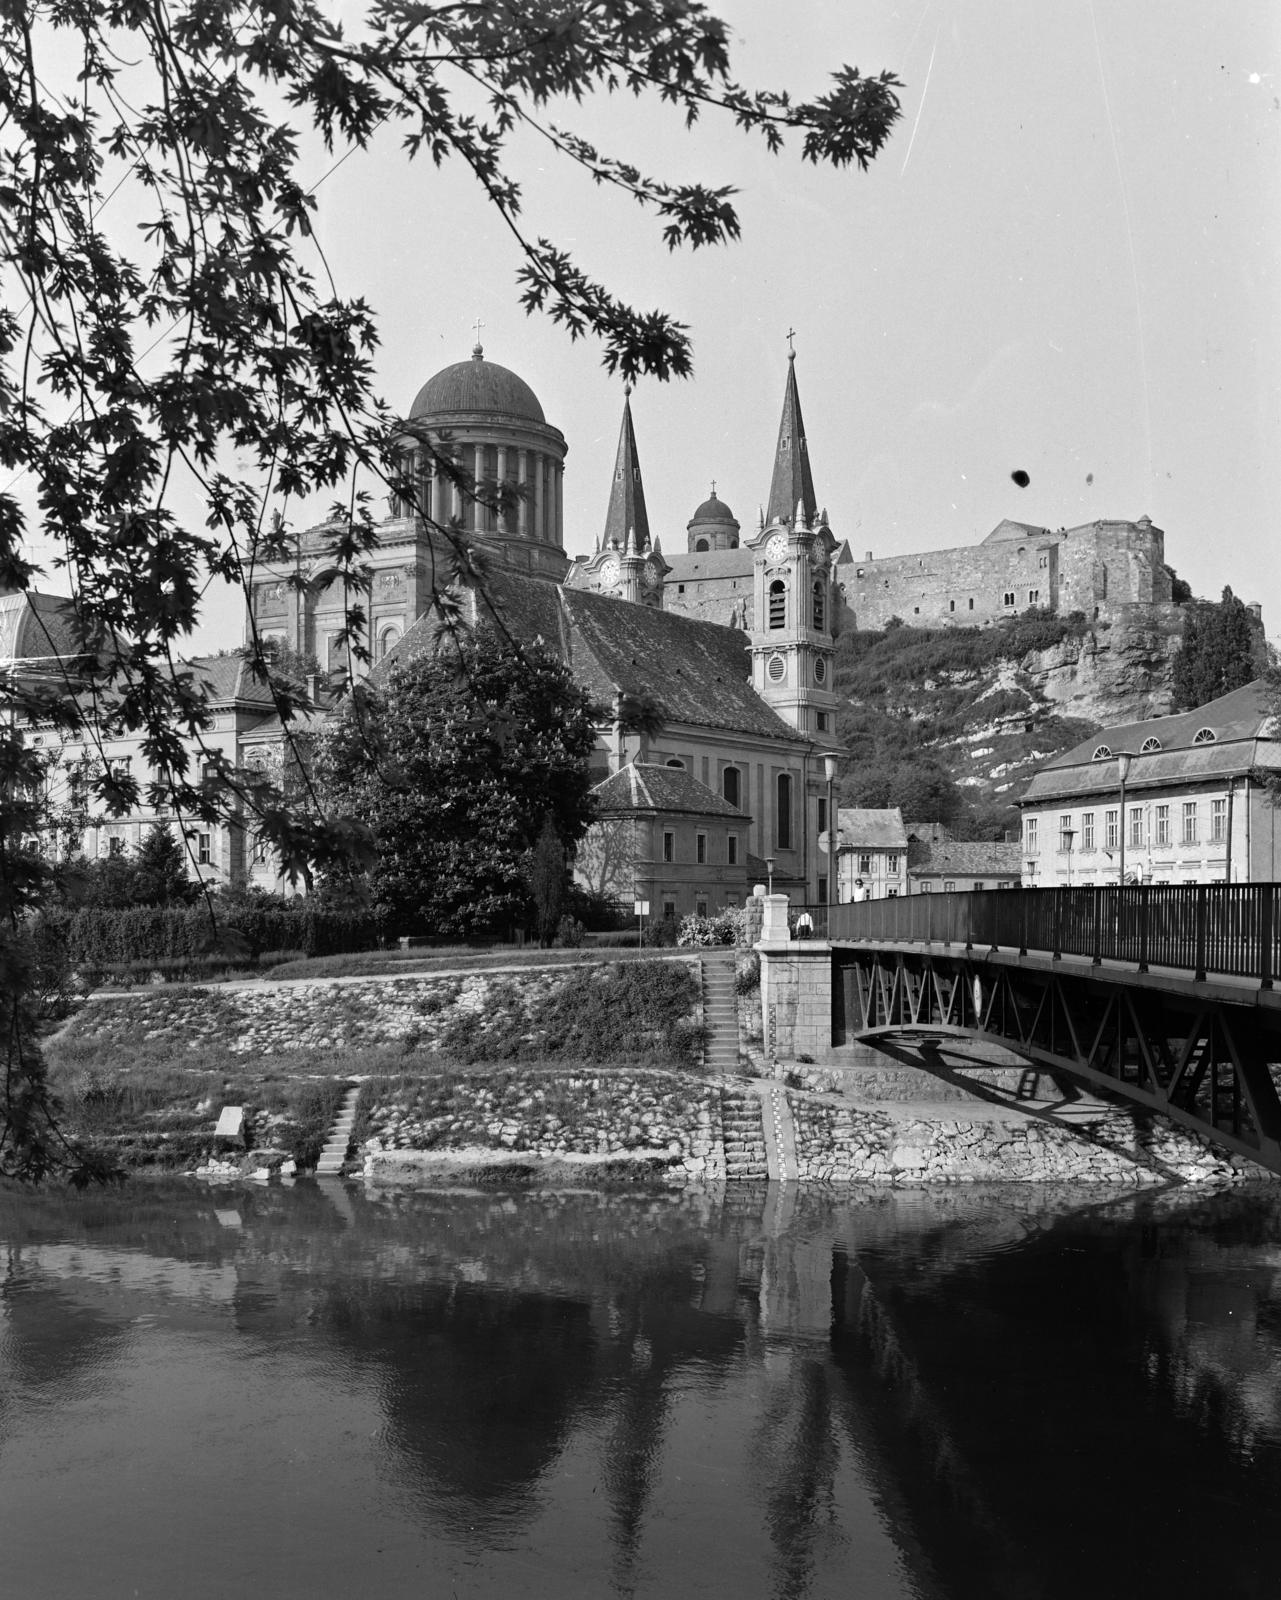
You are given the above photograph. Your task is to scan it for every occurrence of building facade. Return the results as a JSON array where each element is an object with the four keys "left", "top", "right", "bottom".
[
  {"left": 1018, "top": 681, "right": 1281, "bottom": 886},
  {"left": 834, "top": 808, "right": 909, "bottom": 901},
  {"left": 905, "top": 835, "right": 1023, "bottom": 893}
]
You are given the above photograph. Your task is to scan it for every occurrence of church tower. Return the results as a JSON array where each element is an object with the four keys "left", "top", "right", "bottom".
[
  {"left": 569, "top": 386, "right": 667, "bottom": 606},
  {"left": 746, "top": 347, "right": 839, "bottom": 745}
]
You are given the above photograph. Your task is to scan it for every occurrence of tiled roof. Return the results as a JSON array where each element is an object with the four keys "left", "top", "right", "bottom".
[
  {"left": 836, "top": 807, "right": 908, "bottom": 850},
  {"left": 1020, "top": 680, "right": 1281, "bottom": 804},
  {"left": 373, "top": 569, "right": 805, "bottom": 746},
  {"left": 982, "top": 519, "right": 1053, "bottom": 544},
  {"left": 189, "top": 655, "right": 278, "bottom": 708},
  {"left": 908, "top": 840, "right": 1023, "bottom": 876},
  {"left": 559, "top": 587, "right": 804, "bottom": 744},
  {"left": 591, "top": 762, "right": 749, "bottom": 820}
]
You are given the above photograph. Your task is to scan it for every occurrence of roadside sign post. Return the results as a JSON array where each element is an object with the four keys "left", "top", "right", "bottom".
[{"left": 634, "top": 899, "right": 650, "bottom": 947}]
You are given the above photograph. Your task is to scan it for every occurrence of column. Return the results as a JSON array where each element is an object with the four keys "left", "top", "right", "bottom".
[
  {"left": 517, "top": 449, "right": 529, "bottom": 537},
  {"left": 555, "top": 461, "right": 563, "bottom": 546},
  {"left": 473, "top": 443, "right": 485, "bottom": 533},
  {"left": 534, "top": 453, "right": 545, "bottom": 543},
  {"left": 496, "top": 445, "right": 508, "bottom": 533}
]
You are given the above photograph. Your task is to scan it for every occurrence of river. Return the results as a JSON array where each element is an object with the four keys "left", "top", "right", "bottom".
[{"left": 0, "top": 1178, "right": 1277, "bottom": 1599}]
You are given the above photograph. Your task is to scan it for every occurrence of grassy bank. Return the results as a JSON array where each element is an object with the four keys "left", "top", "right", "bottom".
[{"left": 263, "top": 944, "right": 690, "bottom": 983}]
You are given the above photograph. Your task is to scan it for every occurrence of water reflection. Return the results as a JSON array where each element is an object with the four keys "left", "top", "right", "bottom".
[{"left": 0, "top": 1180, "right": 1278, "bottom": 1598}]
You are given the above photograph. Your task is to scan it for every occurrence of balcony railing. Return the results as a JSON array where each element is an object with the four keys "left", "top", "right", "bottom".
[{"left": 825, "top": 885, "right": 1279, "bottom": 988}]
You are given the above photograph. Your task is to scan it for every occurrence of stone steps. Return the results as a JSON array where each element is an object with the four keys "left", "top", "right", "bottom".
[
  {"left": 701, "top": 953, "right": 741, "bottom": 1072},
  {"left": 315, "top": 1083, "right": 362, "bottom": 1176},
  {"left": 719, "top": 1087, "right": 767, "bottom": 1177}
]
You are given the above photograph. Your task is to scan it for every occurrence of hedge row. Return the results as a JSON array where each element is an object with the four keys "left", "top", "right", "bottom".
[{"left": 32, "top": 905, "right": 385, "bottom": 968}]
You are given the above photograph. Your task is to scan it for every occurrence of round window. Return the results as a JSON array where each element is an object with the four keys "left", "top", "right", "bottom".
[
  {"left": 814, "top": 656, "right": 827, "bottom": 684},
  {"left": 767, "top": 654, "right": 787, "bottom": 683}
]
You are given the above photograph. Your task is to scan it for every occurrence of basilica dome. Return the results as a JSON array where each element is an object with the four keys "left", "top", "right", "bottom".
[
  {"left": 689, "top": 490, "right": 737, "bottom": 526},
  {"left": 410, "top": 346, "right": 545, "bottom": 424}
]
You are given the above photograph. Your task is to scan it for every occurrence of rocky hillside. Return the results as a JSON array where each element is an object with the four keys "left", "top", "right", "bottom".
[{"left": 833, "top": 605, "right": 1186, "bottom": 832}]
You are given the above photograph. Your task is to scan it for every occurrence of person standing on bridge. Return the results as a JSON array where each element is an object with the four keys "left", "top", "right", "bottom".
[{"left": 852, "top": 878, "right": 868, "bottom": 903}]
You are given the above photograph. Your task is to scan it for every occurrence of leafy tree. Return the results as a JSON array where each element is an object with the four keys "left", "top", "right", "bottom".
[
  {"left": 839, "top": 757, "right": 964, "bottom": 827},
  {"left": 1171, "top": 587, "right": 1262, "bottom": 711},
  {"left": 0, "top": 2, "right": 901, "bottom": 1176},
  {"left": 316, "top": 629, "right": 598, "bottom": 937}
]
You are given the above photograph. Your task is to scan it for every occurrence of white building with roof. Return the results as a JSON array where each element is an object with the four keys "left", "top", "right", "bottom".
[
  {"left": 834, "top": 807, "right": 909, "bottom": 900},
  {"left": 1017, "top": 680, "right": 1281, "bottom": 886}
]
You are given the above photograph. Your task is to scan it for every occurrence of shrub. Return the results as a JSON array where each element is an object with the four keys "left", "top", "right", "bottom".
[
  {"left": 735, "top": 950, "right": 760, "bottom": 994},
  {"left": 677, "top": 908, "right": 746, "bottom": 947},
  {"left": 554, "top": 915, "right": 586, "bottom": 947}
]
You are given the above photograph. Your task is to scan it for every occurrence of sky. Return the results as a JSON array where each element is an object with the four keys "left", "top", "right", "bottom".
[{"left": 16, "top": 3, "right": 1281, "bottom": 652}]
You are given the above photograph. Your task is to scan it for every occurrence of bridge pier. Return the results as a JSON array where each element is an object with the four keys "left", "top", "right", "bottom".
[{"left": 758, "top": 894, "right": 833, "bottom": 1063}]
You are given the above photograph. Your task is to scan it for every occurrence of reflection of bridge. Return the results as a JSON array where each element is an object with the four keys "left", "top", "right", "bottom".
[{"left": 812, "top": 887, "right": 1281, "bottom": 1173}]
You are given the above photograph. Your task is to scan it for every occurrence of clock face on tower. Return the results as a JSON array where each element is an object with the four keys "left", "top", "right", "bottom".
[
  {"left": 599, "top": 557, "right": 620, "bottom": 588},
  {"left": 765, "top": 533, "right": 789, "bottom": 564},
  {"left": 642, "top": 562, "right": 660, "bottom": 588}
]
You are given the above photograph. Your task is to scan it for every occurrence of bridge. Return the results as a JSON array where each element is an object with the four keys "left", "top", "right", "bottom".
[{"left": 761, "top": 886, "right": 1281, "bottom": 1175}]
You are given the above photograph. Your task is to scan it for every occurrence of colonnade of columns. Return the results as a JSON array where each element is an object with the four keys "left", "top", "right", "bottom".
[{"left": 400, "top": 444, "right": 564, "bottom": 546}]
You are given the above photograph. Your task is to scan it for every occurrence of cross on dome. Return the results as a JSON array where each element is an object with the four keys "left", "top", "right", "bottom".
[{"left": 472, "top": 316, "right": 485, "bottom": 358}]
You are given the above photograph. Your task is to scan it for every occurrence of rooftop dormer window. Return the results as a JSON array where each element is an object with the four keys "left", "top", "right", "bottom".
[
  {"left": 1140, "top": 737, "right": 1162, "bottom": 753},
  {"left": 1091, "top": 745, "right": 1112, "bottom": 761},
  {"left": 1192, "top": 727, "right": 1217, "bottom": 744}
]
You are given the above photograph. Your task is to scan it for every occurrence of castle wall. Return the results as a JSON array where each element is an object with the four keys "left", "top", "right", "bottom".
[
  {"left": 832, "top": 520, "right": 1170, "bottom": 632},
  {"left": 834, "top": 537, "right": 1059, "bottom": 630}
]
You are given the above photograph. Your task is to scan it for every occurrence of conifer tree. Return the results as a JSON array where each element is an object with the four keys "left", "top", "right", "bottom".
[{"left": 1171, "top": 588, "right": 1261, "bottom": 711}]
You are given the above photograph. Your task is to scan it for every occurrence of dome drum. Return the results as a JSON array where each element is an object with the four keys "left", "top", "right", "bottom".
[{"left": 686, "top": 488, "right": 740, "bottom": 553}]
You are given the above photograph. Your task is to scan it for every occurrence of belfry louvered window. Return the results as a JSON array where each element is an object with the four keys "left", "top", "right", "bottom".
[
  {"left": 812, "top": 580, "right": 825, "bottom": 630},
  {"left": 769, "top": 580, "right": 786, "bottom": 629}
]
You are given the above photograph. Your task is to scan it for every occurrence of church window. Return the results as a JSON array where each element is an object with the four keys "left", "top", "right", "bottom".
[
  {"left": 814, "top": 657, "right": 826, "bottom": 685},
  {"left": 769, "top": 580, "right": 786, "bottom": 629},
  {"left": 695, "top": 539, "right": 709, "bottom": 552},
  {"left": 728, "top": 834, "right": 739, "bottom": 865},
  {"left": 722, "top": 767, "right": 741, "bottom": 809},
  {"left": 666, "top": 758, "right": 685, "bottom": 769},
  {"left": 696, "top": 832, "right": 707, "bottom": 864},
  {"left": 729, "top": 539, "right": 738, "bottom": 548},
  {"left": 816, "top": 711, "right": 829, "bottom": 732},
  {"left": 663, "top": 831, "right": 675, "bottom": 863},
  {"left": 377, "top": 623, "right": 401, "bottom": 660},
  {"left": 812, "top": 580, "right": 825, "bottom": 630},
  {"left": 767, "top": 654, "right": 786, "bottom": 683},
  {"left": 776, "top": 773, "right": 793, "bottom": 850}
]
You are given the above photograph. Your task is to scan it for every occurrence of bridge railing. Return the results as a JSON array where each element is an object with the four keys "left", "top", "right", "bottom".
[{"left": 826, "top": 885, "right": 1280, "bottom": 986}]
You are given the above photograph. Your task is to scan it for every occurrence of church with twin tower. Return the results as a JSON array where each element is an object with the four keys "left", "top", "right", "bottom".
[{"left": 245, "top": 337, "right": 846, "bottom": 915}]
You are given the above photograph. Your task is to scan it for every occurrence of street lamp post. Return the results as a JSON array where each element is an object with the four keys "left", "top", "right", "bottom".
[
  {"left": 1117, "top": 751, "right": 1133, "bottom": 887},
  {"left": 1062, "top": 826, "right": 1075, "bottom": 887},
  {"left": 823, "top": 753, "right": 838, "bottom": 904}
]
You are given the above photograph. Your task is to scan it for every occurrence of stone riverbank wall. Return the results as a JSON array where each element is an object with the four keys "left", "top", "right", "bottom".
[{"left": 62, "top": 965, "right": 1267, "bottom": 1186}]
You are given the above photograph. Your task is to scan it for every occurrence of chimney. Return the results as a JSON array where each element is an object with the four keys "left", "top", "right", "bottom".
[{"left": 865, "top": 550, "right": 873, "bottom": 561}]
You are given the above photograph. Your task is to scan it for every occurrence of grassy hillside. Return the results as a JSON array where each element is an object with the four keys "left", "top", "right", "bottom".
[{"left": 832, "top": 612, "right": 1100, "bottom": 839}]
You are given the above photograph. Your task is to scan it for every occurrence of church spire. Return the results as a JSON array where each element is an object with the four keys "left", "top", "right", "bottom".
[
  {"left": 603, "top": 385, "right": 650, "bottom": 552},
  {"left": 765, "top": 347, "right": 817, "bottom": 529}
]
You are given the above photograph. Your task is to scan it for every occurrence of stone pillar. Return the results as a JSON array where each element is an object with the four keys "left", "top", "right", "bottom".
[
  {"left": 473, "top": 443, "right": 485, "bottom": 532},
  {"left": 556, "top": 461, "right": 564, "bottom": 546},
  {"left": 496, "top": 445, "right": 508, "bottom": 532},
  {"left": 517, "top": 450, "right": 529, "bottom": 537},
  {"left": 534, "top": 453, "right": 545, "bottom": 543}
]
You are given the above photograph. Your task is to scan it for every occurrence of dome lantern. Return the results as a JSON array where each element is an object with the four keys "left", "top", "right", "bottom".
[{"left": 686, "top": 485, "right": 741, "bottom": 552}]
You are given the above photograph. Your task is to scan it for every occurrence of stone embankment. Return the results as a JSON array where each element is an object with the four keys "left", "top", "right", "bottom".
[{"left": 59, "top": 961, "right": 1270, "bottom": 1188}]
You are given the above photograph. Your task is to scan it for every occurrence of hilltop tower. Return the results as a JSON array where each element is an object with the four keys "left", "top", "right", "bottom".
[
  {"left": 569, "top": 387, "right": 667, "bottom": 606},
  {"left": 747, "top": 349, "right": 839, "bottom": 745}
]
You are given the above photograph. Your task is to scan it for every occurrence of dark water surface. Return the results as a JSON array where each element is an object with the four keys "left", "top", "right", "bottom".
[{"left": 1, "top": 1179, "right": 1278, "bottom": 1599}]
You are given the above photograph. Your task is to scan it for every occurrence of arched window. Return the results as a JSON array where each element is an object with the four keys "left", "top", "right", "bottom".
[
  {"left": 1091, "top": 745, "right": 1112, "bottom": 761},
  {"left": 812, "top": 579, "right": 825, "bottom": 631},
  {"left": 695, "top": 538, "right": 709, "bottom": 552},
  {"left": 666, "top": 758, "right": 685, "bottom": 769},
  {"left": 769, "top": 580, "right": 786, "bottom": 629},
  {"left": 722, "top": 766, "right": 741, "bottom": 809},
  {"left": 378, "top": 624, "right": 401, "bottom": 661},
  {"left": 1192, "top": 727, "right": 1217, "bottom": 745},
  {"left": 1140, "top": 737, "right": 1162, "bottom": 753},
  {"left": 776, "top": 773, "right": 793, "bottom": 850}
]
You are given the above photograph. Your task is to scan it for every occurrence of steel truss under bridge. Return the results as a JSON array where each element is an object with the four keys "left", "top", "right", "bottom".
[{"left": 832, "top": 947, "right": 1281, "bottom": 1175}]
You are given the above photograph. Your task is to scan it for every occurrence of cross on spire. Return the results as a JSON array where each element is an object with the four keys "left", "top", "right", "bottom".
[
  {"left": 786, "top": 326, "right": 796, "bottom": 355},
  {"left": 472, "top": 317, "right": 485, "bottom": 355}
]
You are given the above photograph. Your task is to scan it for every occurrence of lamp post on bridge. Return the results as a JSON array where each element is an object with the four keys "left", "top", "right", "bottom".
[
  {"left": 1117, "top": 751, "right": 1133, "bottom": 887},
  {"left": 821, "top": 753, "right": 838, "bottom": 905}
]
